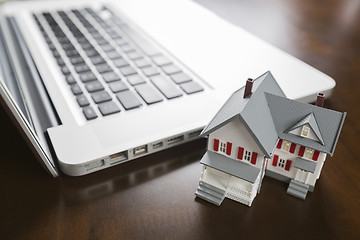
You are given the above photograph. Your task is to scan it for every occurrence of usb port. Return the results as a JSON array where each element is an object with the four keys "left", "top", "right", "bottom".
[
  {"left": 85, "top": 159, "right": 104, "bottom": 171},
  {"left": 167, "top": 135, "right": 184, "bottom": 145},
  {"left": 152, "top": 141, "right": 163, "bottom": 149},
  {"left": 133, "top": 145, "right": 148, "bottom": 156},
  {"left": 110, "top": 151, "right": 128, "bottom": 165},
  {"left": 188, "top": 129, "right": 202, "bottom": 139}
]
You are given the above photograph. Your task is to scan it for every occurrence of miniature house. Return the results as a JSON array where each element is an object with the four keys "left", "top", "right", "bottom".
[{"left": 195, "top": 71, "right": 346, "bottom": 206}]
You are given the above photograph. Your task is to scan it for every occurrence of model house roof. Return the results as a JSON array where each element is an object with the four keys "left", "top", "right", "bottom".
[
  {"left": 201, "top": 71, "right": 286, "bottom": 158},
  {"left": 265, "top": 93, "right": 346, "bottom": 156},
  {"left": 201, "top": 71, "right": 346, "bottom": 157}
]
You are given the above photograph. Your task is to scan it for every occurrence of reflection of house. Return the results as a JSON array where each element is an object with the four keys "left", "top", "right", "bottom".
[{"left": 195, "top": 72, "right": 346, "bottom": 206}]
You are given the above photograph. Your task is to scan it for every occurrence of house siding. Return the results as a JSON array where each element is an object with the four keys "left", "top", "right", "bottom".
[
  {"left": 267, "top": 141, "right": 327, "bottom": 187},
  {"left": 208, "top": 118, "right": 265, "bottom": 169}
]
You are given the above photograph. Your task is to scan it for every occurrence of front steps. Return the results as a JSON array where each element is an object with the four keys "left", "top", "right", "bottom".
[
  {"left": 287, "top": 179, "right": 310, "bottom": 200},
  {"left": 195, "top": 181, "right": 226, "bottom": 206}
]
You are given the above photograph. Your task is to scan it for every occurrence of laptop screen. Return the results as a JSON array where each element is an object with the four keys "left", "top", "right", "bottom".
[{"left": 0, "top": 19, "right": 58, "bottom": 176}]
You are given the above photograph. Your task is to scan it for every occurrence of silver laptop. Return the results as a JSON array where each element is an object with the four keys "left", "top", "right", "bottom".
[{"left": 0, "top": 0, "right": 335, "bottom": 177}]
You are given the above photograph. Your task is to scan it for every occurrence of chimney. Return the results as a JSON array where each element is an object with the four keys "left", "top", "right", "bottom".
[
  {"left": 315, "top": 93, "right": 325, "bottom": 107},
  {"left": 244, "top": 78, "right": 254, "bottom": 98}
]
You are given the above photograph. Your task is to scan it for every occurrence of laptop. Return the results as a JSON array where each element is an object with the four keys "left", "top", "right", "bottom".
[{"left": 0, "top": 0, "right": 335, "bottom": 177}]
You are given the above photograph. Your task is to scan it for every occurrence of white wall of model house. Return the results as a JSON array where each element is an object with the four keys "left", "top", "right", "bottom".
[
  {"left": 207, "top": 117, "right": 265, "bottom": 169},
  {"left": 267, "top": 141, "right": 327, "bottom": 187}
]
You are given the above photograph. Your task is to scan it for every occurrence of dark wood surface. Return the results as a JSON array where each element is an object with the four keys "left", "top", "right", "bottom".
[{"left": 1, "top": 0, "right": 360, "bottom": 239}]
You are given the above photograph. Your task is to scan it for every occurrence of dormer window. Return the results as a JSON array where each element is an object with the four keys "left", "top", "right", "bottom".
[
  {"left": 285, "top": 113, "right": 325, "bottom": 145},
  {"left": 301, "top": 126, "right": 310, "bottom": 137}
]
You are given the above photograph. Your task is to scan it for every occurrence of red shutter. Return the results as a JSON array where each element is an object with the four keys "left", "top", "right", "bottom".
[
  {"left": 312, "top": 150, "right": 320, "bottom": 161},
  {"left": 285, "top": 160, "right": 292, "bottom": 171},
  {"left": 289, "top": 143, "right": 296, "bottom": 154},
  {"left": 213, "top": 139, "right": 219, "bottom": 151},
  {"left": 298, "top": 146, "right": 305, "bottom": 157},
  {"left": 250, "top": 152, "right": 258, "bottom": 165},
  {"left": 226, "top": 142, "right": 232, "bottom": 155},
  {"left": 272, "top": 155, "right": 279, "bottom": 166},
  {"left": 276, "top": 139, "right": 283, "bottom": 149},
  {"left": 237, "top": 147, "right": 244, "bottom": 160}
]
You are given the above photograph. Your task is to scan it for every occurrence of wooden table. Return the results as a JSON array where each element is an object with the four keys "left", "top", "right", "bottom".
[{"left": 1, "top": 0, "right": 359, "bottom": 239}]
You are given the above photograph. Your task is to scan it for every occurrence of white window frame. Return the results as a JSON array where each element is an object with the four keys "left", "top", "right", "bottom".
[
  {"left": 304, "top": 147, "right": 314, "bottom": 159},
  {"left": 278, "top": 158, "right": 286, "bottom": 169},
  {"left": 219, "top": 141, "right": 227, "bottom": 155},
  {"left": 244, "top": 150, "right": 251, "bottom": 162},
  {"left": 301, "top": 126, "right": 310, "bottom": 137},
  {"left": 282, "top": 140, "right": 291, "bottom": 151}
]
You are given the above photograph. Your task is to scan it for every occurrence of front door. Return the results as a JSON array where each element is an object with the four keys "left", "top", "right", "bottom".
[{"left": 295, "top": 169, "right": 308, "bottom": 184}]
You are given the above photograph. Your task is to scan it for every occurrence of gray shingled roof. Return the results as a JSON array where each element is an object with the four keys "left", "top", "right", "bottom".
[
  {"left": 265, "top": 93, "right": 346, "bottom": 156},
  {"left": 200, "top": 71, "right": 286, "bottom": 158},
  {"left": 201, "top": 71, "right": 345, "bottom": 158}
]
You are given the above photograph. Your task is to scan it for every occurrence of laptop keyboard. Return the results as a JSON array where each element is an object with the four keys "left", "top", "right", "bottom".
[{"left": 32, "top": 7, "right": 204, "bottom": 120}]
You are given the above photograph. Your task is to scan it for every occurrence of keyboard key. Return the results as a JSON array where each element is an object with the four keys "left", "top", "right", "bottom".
[
  {"left": 85, "top": 48, "right": 98, "bottom": 57},
  {"left": 107, "top": 30, "right": 121, "bottom": 39},
  {"left": 61, "top": 42, "right": 74, "bottom": 50},
  {"left": 127, "top": 74, "right": 145, "bottom": 86},
  {"left": 150, "top": 75, "right": 182, "bottom": 99},
  {"left": 120, "top": 24, "right": 161, "bottom": 56},
  {"left": 102, "top": 71, "right": 121, "bottom": 82},
  {"left": 101, "top": 44, "right": 115, "bottom": 52},
  {"left": 79, "top": 41, "right": 92, "bottom": 50},
  {"left": 108, "top": 81, "right": 128, "bottom": 93},
  {"left": 90, "top": 55, "right": 106, "bottom": 65},
  {"left": 152, "top": 55, "right": 171, "bottom": 66},
  {"left": 61, "top": 66, "right": 71, "bottom": 75},
  {"left": 162, "top": 64, "right": 181, "bottom": 75},
  {"left": 135, "top": 84, "right": 163, "bottom": 104},
  {"left": 96, "top": 37, "right": 108, "bottom": 45},
  {"left": 96, "top": 63, "right": 112, "bottom": 73},
  {"left": 119, "top": 66, "right": 137, "bottom": 76},
  {"left": 70, "top": 56, "right": 85, "bottom": 65},
  {"left": 142, "top": 66, "right": 159, "bottom": 77},
  {"left": 98, "top": 101, "right": 120, "bottom": 116},
  {"left": 76, "top": 94, "right": 90, "bottom": 107},
  {"left": 85, "top": 81, "right": 104, "bottom": 92},
  {"left": 113, "top": 58, "right": 129, "bottom": 68},
  {"left": 107, "top": 50, "right": 122, "bottom": 60},
  {"left": 56, "top": 57, "right": 65, "bottom": 66},
  {"left": 91, "top": 90, "right": 112, "bottom": 103},
  {"left": 65, "top": 49, "right": 79, "bottom": 57},
  {"left": 71, "top": 84, "right": 83, "bottom": 95},
  {"left": 115, "top": 38, "right": 127, "bottom": 46},
  {"left": 134, "top": 58, "right": 150, "bottom": 68},
  {"left": 127, "top": 51, "right": 142, "bottom": 60},
  {"left": 180, "top": 81, "right": 204, "bottom": 94},
  {"left": 120, "top": 44, "right": 135, "bottom": 53},
  {"left": 83, "top": 106, "right": 98, "bottom": 120},
  {"left": 52, "top": 50, "right": 61, "bottom": 58},
  {"left": 66, "top": 74, "right": 76, "bottom": 85},
  {"left": 74, "top": 64, "right": 90, "bottom": 73},
  {"left": 170, "top": 72, "right": 192, "bottom": 84},
  {"left": 116, "top": 90, "right": 142, "bottom": 110},
  {"left": 79, "top": 72, "right": 97, "bottom": 82}
]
